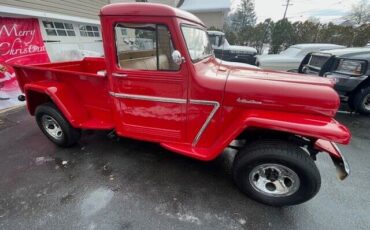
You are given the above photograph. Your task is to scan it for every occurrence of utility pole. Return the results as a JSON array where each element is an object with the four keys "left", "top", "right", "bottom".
[{"left": 282, "top": 0, "right": 293, "bottom": 19}]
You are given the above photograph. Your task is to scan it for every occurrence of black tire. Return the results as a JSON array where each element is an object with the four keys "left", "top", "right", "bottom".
[
  {"left": 35, "top": 103, "right": 81, "bottom": 147},
  {"left": 352, "top": 86, "right": 370, "bottom": 115},
  {"left": 233, "top": 140, "right": 321, "bottom": 206}
]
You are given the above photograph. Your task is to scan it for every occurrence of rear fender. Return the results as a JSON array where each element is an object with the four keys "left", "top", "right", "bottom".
[{"left": 24, "top": 81, "right": 89, "bottom": 127}]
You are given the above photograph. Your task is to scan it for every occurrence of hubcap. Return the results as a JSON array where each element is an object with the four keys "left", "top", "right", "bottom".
[
  {"left": 363, "top": 94, "right": 370, "bottom": 111},
  {"left": 41, "top": 115, "right": 63, "bottom": 140},
  {"left": 249, "top": 163, "right": 300, "bottom": 197}
]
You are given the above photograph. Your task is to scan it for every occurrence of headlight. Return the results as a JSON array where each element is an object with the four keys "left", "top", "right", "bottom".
[{"left": 335, "top": 59, "right": 366, "bottom": 76}]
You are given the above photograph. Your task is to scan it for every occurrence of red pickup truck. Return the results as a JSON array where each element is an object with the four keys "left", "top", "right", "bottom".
[{"left": 13, "top": 3, "right": 350, "bottom": 206}]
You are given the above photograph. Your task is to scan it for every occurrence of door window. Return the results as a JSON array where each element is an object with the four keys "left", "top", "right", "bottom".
[{"left": 115, "top": 23, "right": 179, "bottom": 71}]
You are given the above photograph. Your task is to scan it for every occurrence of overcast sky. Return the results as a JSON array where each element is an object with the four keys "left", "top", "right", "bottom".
[{"left": 234, "top": 0, "right": 363, "bottom": 23}]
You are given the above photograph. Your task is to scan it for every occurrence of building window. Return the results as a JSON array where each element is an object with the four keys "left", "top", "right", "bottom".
[
  {"left": 79, "top": 25, "right": 100, "bottom": 37},
  {"left": 43, "top": 21, "right": 75, "bottom": 36}
]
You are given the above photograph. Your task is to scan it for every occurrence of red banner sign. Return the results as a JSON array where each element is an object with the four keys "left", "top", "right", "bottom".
[{"left": 0, "top": 17, "right": 49, "bottom": 107}]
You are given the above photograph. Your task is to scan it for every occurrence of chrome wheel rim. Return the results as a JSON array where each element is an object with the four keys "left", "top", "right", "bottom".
[
  {"left": 363, "top": 94, "right": 370, "bottom": 111},
  {"left": 41, "top": 115, "right": 63, "bottom": 140},
  {"left": 249, "top": 163, "right": 300, "bottom": 197}
]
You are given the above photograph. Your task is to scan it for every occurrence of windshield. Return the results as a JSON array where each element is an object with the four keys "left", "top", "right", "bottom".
[
  {"left": 181, "top": 25, "right": 213, "bottom": 62},
  {"left": 280, "top": 47, "right": 302, "bottom": 56}
]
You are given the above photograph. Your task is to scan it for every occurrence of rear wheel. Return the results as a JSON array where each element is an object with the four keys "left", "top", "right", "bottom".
[
  {"left": 233, "top": 140, "right": 321, "bottom": 206},
  {"left": 35, "top": 103, "right": 81, "bottom": 147},
  {"left": 352, "top": 86, "right": 370, "bottom": 115}
]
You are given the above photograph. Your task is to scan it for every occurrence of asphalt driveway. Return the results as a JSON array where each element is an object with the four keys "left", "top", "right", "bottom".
[{"left": 0, "top": 107, "right": 369, "bottom": 230}]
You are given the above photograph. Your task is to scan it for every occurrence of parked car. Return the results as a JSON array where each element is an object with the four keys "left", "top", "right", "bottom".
[
  {"left": 13, "top": 3, "right": 350, "bottom": 206},
  {"left": 255, "top": 43, "right": 345, "bottom": 71},
  {"left": 299, "top": 47, "right": 370, "bottom": 114},
  {"left": 215, "top": 58, "right": 260, "bottom": 70},
  {"left": 208, "top": 30, "right": 257, "bottom": 65}
]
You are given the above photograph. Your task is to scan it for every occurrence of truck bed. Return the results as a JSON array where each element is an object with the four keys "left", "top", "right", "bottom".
[
  {"left": 28, "top": 57, "right": 106, "bottom": 76},
  {"left": 13, "top": 57, "right": 114, "bottom": 130}
]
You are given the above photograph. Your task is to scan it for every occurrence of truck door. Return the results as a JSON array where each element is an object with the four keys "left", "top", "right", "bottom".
[{"left": 109, "top": 20, "right": 188, "bottom": 143}]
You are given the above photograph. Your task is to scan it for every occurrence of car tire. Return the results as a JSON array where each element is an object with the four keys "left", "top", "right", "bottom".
[
  {"left": 352, "top": 86, "right": 370, "bottom": 115},
  {"left": 35, "top": 103, "right": 81, "bottom": 147},
  {"left": 233, "top": 140, "right": 321, "bottom": 206}
]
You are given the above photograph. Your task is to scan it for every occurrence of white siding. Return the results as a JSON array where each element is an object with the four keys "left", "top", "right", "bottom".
[{"left": 0, "top": 0, "right": 109, "bottom": 20}]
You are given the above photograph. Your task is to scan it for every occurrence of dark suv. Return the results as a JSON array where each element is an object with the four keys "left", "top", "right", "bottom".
[
  {"left": 299, "top": 48, "right": 370, "bottom": 114},
  {"left": 207, "top": 31, "right": 257, "bottom": 65}
]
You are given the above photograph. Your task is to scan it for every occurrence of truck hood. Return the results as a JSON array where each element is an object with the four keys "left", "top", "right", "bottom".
[
  {"left": 227, "top": 45, "right": 257, "bottom": 53},
  {"left": 223, "top": 68, "right": 339, "bottom": 117},
  {"left": 320, "top": 47, "right": 370, "bottom": 58},
  {"left": 256, "top": 54, "right": 298, "bottom": 63},
  {"left": 222, "top": 40, "right": 257, "bottom": 54}
]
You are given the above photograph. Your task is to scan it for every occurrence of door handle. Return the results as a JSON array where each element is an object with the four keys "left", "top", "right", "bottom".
[{"left": 112, "top": 73, "right": 128, "bottom": 78}]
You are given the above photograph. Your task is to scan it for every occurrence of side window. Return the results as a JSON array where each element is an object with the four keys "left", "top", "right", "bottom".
[{"left": 115, "top": 23, "right": 179, "bottom": 71}]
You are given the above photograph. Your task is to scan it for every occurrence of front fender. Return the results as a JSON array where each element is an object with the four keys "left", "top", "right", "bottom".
[
  {"left": 314, "top": 139, "right": 350, "bottom": 180},
  {"left": 162, "top": 109, "right": 351, "bottom": 162},
  {"left": 241, "top": 110, "right": 351, "bottom": 144},
  {"left": 24, "top": 81, "right": 89, "bottom": 127}
]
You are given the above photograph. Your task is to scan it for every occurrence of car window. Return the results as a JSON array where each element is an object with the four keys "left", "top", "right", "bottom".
[
  {"left": 115, "top": 23, "right": 179, "bottom": 71},
  {"left": 181, "top": 25, "right": 213, "bottom": 62}
]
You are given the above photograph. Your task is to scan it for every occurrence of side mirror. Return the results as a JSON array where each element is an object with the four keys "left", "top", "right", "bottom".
[{"left": 172, "top": 50, "right": 185, "bottom": 66}]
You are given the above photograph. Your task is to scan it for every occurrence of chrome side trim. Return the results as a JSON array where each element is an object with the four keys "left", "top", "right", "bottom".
[
  {"left": 112, "top": 73, "right": 128, "bottom": 78},
  {"left": 109, "top": 92, "right": 220, "bottom": 147},
  {"left": 190, "top": 99, "right": 220, "bottom": 147},
  {"left": 109, "top": 92, "right": 187, "bottom": 104}
]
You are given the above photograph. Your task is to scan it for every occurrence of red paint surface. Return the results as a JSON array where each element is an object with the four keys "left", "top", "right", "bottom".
[{"left": 13, "top": 3, "right": 351, "bottom": 162}]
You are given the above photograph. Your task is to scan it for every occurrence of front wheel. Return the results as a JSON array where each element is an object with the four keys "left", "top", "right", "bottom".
[
  {"left": 233, "top": 140, "right": 321, "bottom": 206},
  {"left": 351, "top": 86, "right": 370, "bottom": 115},
  {"left": 35, "top": 103, "right": 81, "bottom": 147}
]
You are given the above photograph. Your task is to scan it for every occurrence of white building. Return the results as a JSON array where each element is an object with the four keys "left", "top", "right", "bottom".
[
  {"left": 113, "top": 0, "right": 230, "bottom": 29},
  {"left": 0, "top": 0, "right": 109, "bottom": 62},
  {"left": 179, "top": 0, "right": 230, "bottom": 29}
]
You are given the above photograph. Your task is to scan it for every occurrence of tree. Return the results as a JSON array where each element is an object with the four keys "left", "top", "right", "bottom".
[
  {"left": 208, "top": 26, "right": 221, "bottom": 31},
  {"left": 352, "top": 24, "right": 370, "bottom": 46},
  {"left": 346, "top": 0, "right": 370, "bottom": 25},
  {"left": 249, "top": 19, "right": 273, "bottom": 54},
  {"left": 316, "top": 23, "right": 355, "bottom": 46},
  {"left": 291, "top": 20, "right": 320, "bottom": 44},
  {"left": 270, "top": 19, "right": 294, "bottom": 53},
  {"left": 229, "top": 0, "right": 257, "bottom": 44}
]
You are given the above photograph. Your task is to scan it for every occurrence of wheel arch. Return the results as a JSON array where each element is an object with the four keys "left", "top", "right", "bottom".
[
  {"left": 349, "top": 75, "right": 370, "bottom": 96},
  {"left": 24, "top": 82, "right": 89, "bottom": 128},
  {"left": 25, "top": 90, "right": 52, "bottom": 115}
]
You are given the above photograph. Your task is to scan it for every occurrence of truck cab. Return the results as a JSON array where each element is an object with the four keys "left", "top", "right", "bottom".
[{"left": 13, "top": 3, "right": 351, "bottom": 206}]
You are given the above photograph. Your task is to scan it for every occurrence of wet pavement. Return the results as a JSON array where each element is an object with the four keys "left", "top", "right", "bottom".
[{"left": 0, "top": 107, "right": 369, "bottom": 230}]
